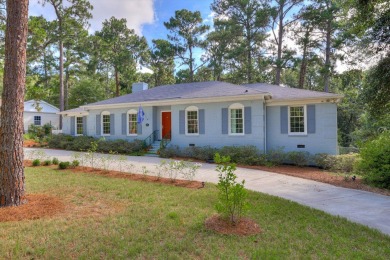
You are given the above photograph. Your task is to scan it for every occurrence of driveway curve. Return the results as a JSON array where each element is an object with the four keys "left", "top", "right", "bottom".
[{"left": 25, "top": 148, "right": 390, "bottom": 236}]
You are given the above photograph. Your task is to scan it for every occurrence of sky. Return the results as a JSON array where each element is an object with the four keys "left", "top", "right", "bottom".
[
  {"left": 28, "top": 0, "right": 356, "bottom": 73},
  {"left": 29, "top": 0, "right": 214, "bottom": 43}
]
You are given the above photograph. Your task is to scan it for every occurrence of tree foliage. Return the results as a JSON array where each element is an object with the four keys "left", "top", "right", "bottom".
[
  {"left": 211, "top": 0, "right": 271, "bottom": 83},
  {"left": 164, "top": 9, "right": 209, "bottom": 82},
  {"left": 95, "top": 17, "right": 149, "bottom": 96},
  {"left": 361, "top": 55, "right": 390, "bottom": 118}
]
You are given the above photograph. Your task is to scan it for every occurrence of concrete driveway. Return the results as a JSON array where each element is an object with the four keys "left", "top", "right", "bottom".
[{"left": 25, "top": 148, "right": 390, "bottom": 236}]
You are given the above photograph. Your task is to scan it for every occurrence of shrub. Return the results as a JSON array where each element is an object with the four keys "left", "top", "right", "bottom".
[
  {"left": 287, "top": 151, "right": 311, "bottom": 167},
  {"left": 71, "top": 160, "right": 80, "bottom": 167},
  {"left": 266, "top": 147, "right": 286, "bottom": 166},
  {"left": 28, "top": 124, "right": 46, "bottom": 139},
  {"left": 52, "top": 157, "right": 60, "bottom": 165},
  {"left": 47, "top": 135, "right": 144, "bottom": 155},
  {"left": 357, "top": 132, "right": 390, "bottom": 189},
  {"left": 313, "top": 153, "right": 332, "bottom": 169},
  {"left": 48, "top": 134, "right": 74, "bottom": 149},
  {"left": 336, "top": 154, "right": 358, "bottom": 173},
  {"left": 58, "top": 161, "right": 70, "bottom": 170},
  {"left": 181, "top": 146, "right": 218, "bottom": 161},
  {"left": 159, "top": 145, "right": 181, "bottom": 158},
  {"left": 181, "top": 162, "right": 202, "bottom": 181},
  {"left": 327, "top": 154, "right": 358, "bottom": 173},
  {"left": 167, "top": 160, "right": 185, "bottom": 182},
  {"left": 219, "top": 145, "right": 260, "bottom": 165},
  {"left": 214, "top": 153, "right": 248, "bottom": 225},
  {"left": 32, "top": 159, "right": 40, "bottom": 166},
  {"left": 43, "top": 160, "right": 52, "bottom": 166},
  {"left": 97, "top": 139, "right": 143, "bottom": 154},
  {"left": 42, "top": 123, "right": 53, "bottom": 135},
  {"left": 66, "top": 136, "right": 94, "bottom": 151}
]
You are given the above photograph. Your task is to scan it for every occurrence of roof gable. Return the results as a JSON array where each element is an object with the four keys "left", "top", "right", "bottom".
[{"left": 24, "top": 100, "right": 59, "bottom": 113}]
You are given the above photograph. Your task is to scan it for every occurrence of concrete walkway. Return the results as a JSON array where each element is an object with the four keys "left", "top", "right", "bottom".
[{"left": 25, "top": 148, "right": 390, "bottom": 236}]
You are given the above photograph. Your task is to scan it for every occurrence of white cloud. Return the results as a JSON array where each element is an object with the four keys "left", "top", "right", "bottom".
[
  {"left": 89, "top": 0, "right": 155, "bottom": 35},
  {"left": 29, "top": 0, "right": 155, "bottom": 35}
]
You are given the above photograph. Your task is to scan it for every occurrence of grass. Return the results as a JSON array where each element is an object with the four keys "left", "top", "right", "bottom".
[{"left": 0, "top": 166, "right": 389, "bottom": 259}]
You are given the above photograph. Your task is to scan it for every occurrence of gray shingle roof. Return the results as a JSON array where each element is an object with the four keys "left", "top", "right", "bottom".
[
  {"left": 61, "top": 81, "right": 342, "bottom": 114},
  {"left": 63, "top": 107, "right": 86, "bottom": 113},
  {"left": 85, "top": 81, "right": 267, "bottom": 107},
  {"left": 244, "top": 83, "right": 342, "bottom": 101}
]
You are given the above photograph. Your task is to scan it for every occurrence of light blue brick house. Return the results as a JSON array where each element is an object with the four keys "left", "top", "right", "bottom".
[{"left": 59, "top": 81, "right": 342, "bottom": 155}]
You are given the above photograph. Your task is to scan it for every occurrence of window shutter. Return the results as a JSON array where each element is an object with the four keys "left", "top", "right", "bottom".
[
  {"left": 137, "top": 122, "right": 142, "bottom": 135},
  {"left": 70, "top": 117, "right": 75, "bottom": 136},
  {"left": 179, "top": 110, "right": 185, "bottom": 134},
  {"left": 199, "top": 109, "right": 205, "bottom": 134},
  {"left": 307, "top": 105, "right": 316, "bottom": 134},
  {"left": 82, "top": 116, "right": 87, "bottom": 136},
  {"left": 280, "top": 106, "right": 288, "bottom": 134},
  {"left": 96, "top": 115, "right": 101, "bottom": 135},
  {"left": 244, "top": 107, "right": 252, "bottom": 134},
  {"left": 222, "top": 108, "right": 228, "bottom": 134},
  {"left": 122, "top": 113, "right": 126, "bottom": 135},
  {"left": 110, "top": 114, "right": 115, "bottom": 135}
]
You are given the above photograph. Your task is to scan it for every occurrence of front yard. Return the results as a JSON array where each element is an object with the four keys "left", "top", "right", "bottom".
[{"left": 0, "top": 166, "right": 389, "bottom": 259}]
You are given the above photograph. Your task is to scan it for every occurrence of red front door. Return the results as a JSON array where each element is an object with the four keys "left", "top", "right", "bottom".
[{"left": 162, "top": 112, "right": 171, "bottom": 139}]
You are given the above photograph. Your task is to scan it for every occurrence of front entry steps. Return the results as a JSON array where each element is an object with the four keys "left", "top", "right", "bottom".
[{"left": 145, "top": 140, "right": 161, "bottom": 157}]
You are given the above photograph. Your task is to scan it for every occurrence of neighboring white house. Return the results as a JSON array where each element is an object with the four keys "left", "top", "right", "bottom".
[{"left": 24, "top": 100, "right": 60, "bottom": 132}]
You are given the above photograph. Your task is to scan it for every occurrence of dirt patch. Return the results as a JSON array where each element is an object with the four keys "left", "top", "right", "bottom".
[
  {"left": 69, "top": 166, "right": 204, "bottom": 189},
  {"left": 0, "top": 194, "right": 65, "bottom": 222},
  {"left": 205, "top": 215, "right": 261, "bottom": 236}
]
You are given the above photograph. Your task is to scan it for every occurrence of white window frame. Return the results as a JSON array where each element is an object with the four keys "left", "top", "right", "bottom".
[
  {"left": 288, "top": 105, "right": 307, "bottom": 135},
  {"left": 127, "top": 109, "right": 138, "bottom": 136},
  {"left": 76, "top": 116, "right": 83, "bottom": 136},
  {"left": 34, "top": 115, "right": 41, "bottom": 126},
  {"left": 228, "top": 103, "right": 245, "bottom": 135},
  {"left": 101, "top": 111, "right": 111, "bottom": 136},
  {"left": 185, "top": 106, "right": 199, "bottom": 135}
]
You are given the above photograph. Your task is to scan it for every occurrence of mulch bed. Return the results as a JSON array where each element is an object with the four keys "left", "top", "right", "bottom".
[
  {"left": 241, "top": 165, "right": 390, "bottom": 196},
  {"left": 171, "top": 157, "right": 390, "bottom": 196},
  {"left": 23, "top": 140, "right": 45, "bottom": 147},
  {"left": 205, "top": 215, "right": 261, "bottom": 236},
  {"left": 69, "top": 166, "right": 205, "bottom": 189},
  {"left": 0, "top": 194, "right": 65, "bottom": 222}
]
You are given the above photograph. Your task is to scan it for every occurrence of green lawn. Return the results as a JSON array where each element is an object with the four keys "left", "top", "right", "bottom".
[{"left": 0, "top": 166, "right": 389, "bottom": 259}]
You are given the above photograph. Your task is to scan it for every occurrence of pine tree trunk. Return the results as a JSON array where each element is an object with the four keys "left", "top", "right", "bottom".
[
  {"left": 299, "top": 41, "right": 308, "bottom": 89},
  {"left": 0, "top": 0, "right": 29, "bottom": 207},
  {"left": 115, "top": 68, "right": 120, "bottom": 97},
  {"left": 275, "top": 4, "right": 284, "bottom": 86},
  {"left": 59, "top": 40, "right": 64, "bottom": 128},
  {"left": 64, "top": 69, "right": 69, "bottom": 110},
  {"left": 189, "top": 45, "right": 194, "bottom": 82},
  {"left": 324, "top": 20, "right": 331, "bottom": 93},
  {"left": 246, "top": 22, "right": 252, "bottom": 83},
  {"left": 44, "top": 50, "right": 49, "bottom": 89}
]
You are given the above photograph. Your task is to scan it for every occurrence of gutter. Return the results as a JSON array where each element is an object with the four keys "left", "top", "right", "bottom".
[{"left": 81, "top": 94, "right": 268, "bottom": 110}]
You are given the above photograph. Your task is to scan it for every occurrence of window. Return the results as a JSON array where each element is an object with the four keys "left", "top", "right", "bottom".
[
  {"left": 289, "top": 106, "right": 307, "bottom": 134},
  {"left": 76, "top": 117, "right": 83, "bottom": 135},
  {"left": 185, "top": 106, "right": 198, "bottom": 135},
  {"left": 229, "top": 103, "right": 244, "bottom": 135},
  {"left": 127, "top": 109, "right": 137, "bottom": 135},
  {"left": 34, "top": 116, "right": 41, "bottom": 126},
  {"left": 101, "top": 111, "right": 110, "bottom": 135}
]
